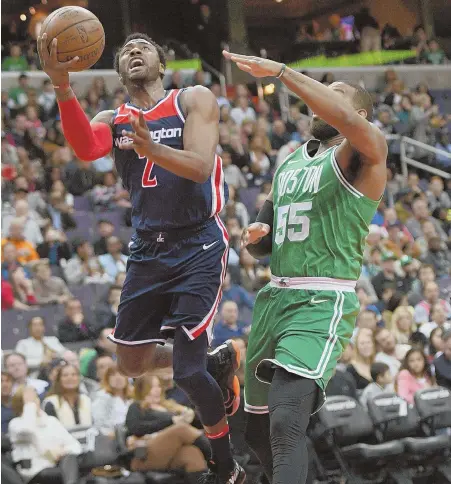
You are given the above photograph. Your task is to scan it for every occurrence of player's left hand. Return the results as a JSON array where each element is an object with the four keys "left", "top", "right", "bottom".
[
  {"left": 222, "top": 50, "right": 283, "bottom": 78},
  {"left": 241, "top": 222, "right": 271, "bottom": 249},
  {"left": 120, "top": 111, "right": 154, "bottom": 158}
]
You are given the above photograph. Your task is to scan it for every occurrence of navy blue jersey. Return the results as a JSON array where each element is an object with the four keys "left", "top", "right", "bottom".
[{"left": 112, "top": 89, "right": 228, "bottom": 231}]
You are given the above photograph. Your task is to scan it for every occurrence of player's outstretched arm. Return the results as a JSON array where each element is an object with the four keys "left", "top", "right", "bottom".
[
  {"left": 37, "top": 34, "right": 113, "bottom": 161},
  {"left": 223, "top": 51, "right": 387, "bottom": 166},
  {"left": 120, "top": 86, "right": 218, "bottom": 183}
]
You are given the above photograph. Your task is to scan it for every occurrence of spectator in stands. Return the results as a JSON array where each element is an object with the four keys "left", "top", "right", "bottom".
[
  {"left": 45, "top": 190, "right": 76, "bottom": 232},
  {"left": 3, "top": 200, "right": 43, "bottom": 247},
  {"left": 98, "top": 236, "right": 128, "bottom": 281},
  {"left": 426, "top": 176, "right": 451, "bottom": 219},
  {"left": 406, "top": 198, "right": 447, "bottom": 240},
  {"left": 326, "top": 367, "right": 358, "bottom": 400},
  {"left": 92, "top": 364, "right": 133, "bottom": 433},
  {"left": 356, "top": 309, "right": 379, "bottom": 332},
  {"left": 91, "top": 171, "right": 131, "bottom": 210},
  {"left": 166, "top": 70, "right": 184, "bottom": 90},
  {"left": 270, "top": 120, "right": 291, "bottom": 152},
  {"left": 354, "top": 7, "right": 380, "bottom": 52},
  {"left": 396, "top": 348, "right": 435, "bottom": 403},
  {"left": 9, "top": 386, "right": 81, "bottom": 484},
  {"left": 1, "top": 279, "right": 31, "bottom": 311},
  {"left": 126, "top": 376, "right": 208, "bottom": 480},
  {"left": 421, "top": 234, "right": 451, "bottom": 278},
  {"left": 210, "top": 83, "right": 230, "bottom": 109},
  {"left": 419, "top": 303, "right": 451, "bottom": 338},
  {"left": 57, "top": 298, "right": 97, "bottom": 344},
  {"left": 9, "top": 266, "right": 37, "bottom": 307},
  {"left": 31, "top": 259, "right": 72, "bottom": 306},
  {"left": 1, "top": 219, "right": 39, "bottom": 264},
  {"left": 1, "top": 242, "right": 28, "bottom": 281},
  {"left": 246, "top": 135, "right": 271, "bottom": 187},
  {"left": 408, "top": 263, "right": 437, "bottom": 305},
  {"left": 374, "top": 328, "right": 409, "bottom": 378},
  {"left": 95, "top": 285, "right": 121, "bottom": 330},
  {"left": 221, "top": 271, "right": 254, "bottom": 311},
  {"left": 429, "top": 327, "right": 444, "bottom": 359},
  {"left": 15, "top": 317, "right": 66, "bottom": 371},
  {"left": 434, "top": 330, "right": 451, "bottom": 390},
  {"left": 2, "top": 45, "right": 29, "bottom": 72},
  {"left": 347, "top": 328, "right": 376, "bottom": 390},
  {"left": 1, "top": 371, "right": 14, "bottom": 433},
  {"left": 213, "top": 301, "right": 248, "bottom": 347},
  {"left": 51, "top": 180, "right": 74, "bottom": 209},
  {"left": 63, "top": 239, "right": 109, "bottom": 285},
  {"left": 65, "top": 160, "right": 96, "bottom": 196},
  {"left": 36, "top": 227, "right": 72, "bottom": 266},
  {"left": 93, "top": 219, "right": 115, "bottom": 255},
  {"left": 391, "top": 306, "right": 415, "bottom": 344},
  {"left": 230, "top": 96, "right": 256, "bottom": 126},
  {"left": 43, "top": 364, "right": 92, "bottom": 429},
  {"left": 38, "top": 80, "right": 56, "bottom": 120},
  {"left": 359, "top": 362, "right": 393, "bottom": 408},
  {"left": 83, "top": 328, "right": 117, "bottom": 381},
  {"left": 414, "top": 281, "right": 451, "bottom": 325},
  {"left": 222, "top": 185, "right": 249, "bottom": 228},
  {"left": 4, "top": 352, "right": 48, "bottom": 396},
  {"left": 371, "top": 251, "right": 402, "bottom": 300},
  {"left": 221, "top": 148, "right": 247, "bottom": 190},
  {"left": 435, "top": 132, "right": 451, "bottom": 168},
  {"left": 94, "top": 355, "right": 115, "bottom": 383},
  {"left": 422, "top": 39, "right": 447, "bottom": 65}
]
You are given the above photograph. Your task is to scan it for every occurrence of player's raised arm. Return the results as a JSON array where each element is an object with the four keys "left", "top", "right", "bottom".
[
  {"left": 223, "top": 51, "right": 387, "bottom": 166},
  {"left": 37, "top": 34, "right": 113, "bottom": 161},
  {"left": 121, "top": 86, "right": 218, "bottom": 183}
]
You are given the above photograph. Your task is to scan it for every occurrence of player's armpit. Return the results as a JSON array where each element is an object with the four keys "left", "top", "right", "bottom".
[{"left": 181, "top": 86, "right": 219, "bottom": 182}]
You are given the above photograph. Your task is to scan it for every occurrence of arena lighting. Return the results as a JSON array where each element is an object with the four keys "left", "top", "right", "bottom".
[
  {"left": 20, "top": 14, "right": 27, "bottom": 21},
  {"left": 264, "top": 83, "right": 275, "bottom": 95},
  {"left": 29, "top": 7, "right": 36, "bottom": 14},
  {"left": 41, "top": 0, "right": 48, "bottom": 4}
]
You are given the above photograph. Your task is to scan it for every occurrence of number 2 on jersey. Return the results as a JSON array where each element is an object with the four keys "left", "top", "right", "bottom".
[
  {"left": 275, "top": 202, "right": 312, "bottom": 245},
  {"left": 140, "top": 155, "right": 158, "bottom": 187}
]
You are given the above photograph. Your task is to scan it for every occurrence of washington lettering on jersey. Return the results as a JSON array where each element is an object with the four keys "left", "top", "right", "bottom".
[{"left": 112, "top": 89, "right": 227, "bottom": 231}]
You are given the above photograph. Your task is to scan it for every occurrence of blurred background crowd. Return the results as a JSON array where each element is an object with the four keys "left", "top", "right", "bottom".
[{"left": 1, "top": 0, "right": 451, "bottom": 484}]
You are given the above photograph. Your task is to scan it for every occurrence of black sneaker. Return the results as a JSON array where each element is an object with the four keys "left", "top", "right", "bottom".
[
  {"left": 207, "top": 340, "right": 241, "bottom": 416},
  {"left": 200, "top": 460, "right": 246, "bottom": 484}
]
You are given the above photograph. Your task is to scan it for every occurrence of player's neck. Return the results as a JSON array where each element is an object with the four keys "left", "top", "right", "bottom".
[
  {"left": 128, "top": 80, "right": 165, "bottom": 110},
  {"left": 317, "top": 134, "right": 345, "bottom": 155}
]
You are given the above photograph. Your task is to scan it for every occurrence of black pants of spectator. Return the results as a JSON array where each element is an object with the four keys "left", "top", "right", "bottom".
[
  {"left": 29, "top": 455, "right": 79, "bottom": 484},
  {"left": 2, "top": 461, "right": 24, "bottom": 484}
]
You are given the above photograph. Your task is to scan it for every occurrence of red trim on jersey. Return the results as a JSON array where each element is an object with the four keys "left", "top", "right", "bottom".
[
  {"left": 206, "top": 424, "right": 230, "bottom": 439},
  {"left": 210, "top": 155, "right": 226, "bottom": 217},
  {"left": 189, "top": 215, "right": 229, "bottom": 341}
]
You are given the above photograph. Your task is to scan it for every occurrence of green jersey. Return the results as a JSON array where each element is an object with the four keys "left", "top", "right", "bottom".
[{"left": 271, "top": 140, "right": 379, "bottom": 281}]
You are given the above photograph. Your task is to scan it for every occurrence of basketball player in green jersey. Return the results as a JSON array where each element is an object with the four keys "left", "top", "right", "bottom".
[{"left": 223, "top": 51, "right": 387, "bottom": 484}]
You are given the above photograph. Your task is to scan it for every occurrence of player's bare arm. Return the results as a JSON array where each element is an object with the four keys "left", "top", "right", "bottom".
[
  {"left": 37, "top": 34, "right": 113, "bottom": 161},
  {"left": 121, "top": 85, "right": 219, "bottom": 183},
  {"left": 223, "top": 50, "right": 388, "bottom": 200}
]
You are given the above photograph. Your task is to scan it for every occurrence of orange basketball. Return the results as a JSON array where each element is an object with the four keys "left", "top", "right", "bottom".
[{"left": 40, "top": 6, "right": 105, "bottom": 72}]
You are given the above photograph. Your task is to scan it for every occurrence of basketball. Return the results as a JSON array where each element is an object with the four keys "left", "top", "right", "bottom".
[{"left": 40, "top": 6, "right": 105, "bottom": 72}]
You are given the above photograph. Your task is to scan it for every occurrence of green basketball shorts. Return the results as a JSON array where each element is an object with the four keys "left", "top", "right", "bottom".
[{"left": 244, "top": 276, "right": 359, "bottom": 415}]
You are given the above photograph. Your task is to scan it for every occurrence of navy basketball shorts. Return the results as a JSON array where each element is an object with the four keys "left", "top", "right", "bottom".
[{"left": 109, "top": 215, "right": 229, "bottom": 346}]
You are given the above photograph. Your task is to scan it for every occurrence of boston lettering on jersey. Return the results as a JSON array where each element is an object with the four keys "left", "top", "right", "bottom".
[{"left": 112, "top": 89, "right": 227, "bottom": 231}]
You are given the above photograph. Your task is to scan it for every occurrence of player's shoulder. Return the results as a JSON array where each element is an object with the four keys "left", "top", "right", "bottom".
[
  {"left": 180, "top": 85, "right": 217, "bottom": 113},
  {"left": 91, "top": 109, "right": 115, "bottom": 126}
]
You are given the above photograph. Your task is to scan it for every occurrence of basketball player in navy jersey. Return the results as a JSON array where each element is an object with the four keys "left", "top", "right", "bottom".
[{"left": 37, "top": 32, "right": 245, "bottom": 484}]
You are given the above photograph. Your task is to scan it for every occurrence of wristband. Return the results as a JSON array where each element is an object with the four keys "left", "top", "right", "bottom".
[
  {"left": 276, "top": 64, "right": 287, "bottom": 79},
  {"left": 52, "top": 83, "right": 70, "bottom": 90}
]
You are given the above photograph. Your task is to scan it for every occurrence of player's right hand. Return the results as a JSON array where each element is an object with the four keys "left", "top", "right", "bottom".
[
  {"left": 37, "top": 34, "right": 79, "bottom": 85},
  {"left": 241, "top": 223, "right": 271, "bottom": 249}
]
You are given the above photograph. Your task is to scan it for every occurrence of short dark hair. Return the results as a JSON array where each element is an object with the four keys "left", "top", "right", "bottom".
[
  {"left": 114, "top": 33, "right": 166, "bottom": 80},
  {"left": 97, "top": 219, "right": 114, "bottom": 226},
  {"left": 344, "top": 82, "right": 374, "bottom": 120},
  {"left": 370, "top": 362, "right": 390, "bottom": 381}
]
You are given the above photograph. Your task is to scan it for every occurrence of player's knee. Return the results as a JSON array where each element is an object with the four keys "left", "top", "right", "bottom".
[
  {"left": 116, "top": 346, "right": 152, "bottom": 378},
  {"left": 270, "top": 405, "right": 296, "bottom": 441}
]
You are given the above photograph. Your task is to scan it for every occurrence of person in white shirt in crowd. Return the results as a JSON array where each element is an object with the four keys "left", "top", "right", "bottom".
[
  {"left": 62, "top": 239, "right": 110, "bottom": 285},
  {"left": 15, "top": 316, "right": 66, "bottom": 372},
  {"left": 418, "top": 303, "right": 451, "bottom": 338},
  {"left": 3, "top": 200, "right": 44, "bottom": 246},
  {"left": 360, "top": 362, "right": 394, "bottom": 408},
  {"left": 230, "top": 95, "right": 256, "bottom": 126},
  {"left": 4, "top": 352, "right": 48, "bottom": 396},
  {"left": 374, "top": 328, "right": 410, "bottom": 378},
  {"left": 414, "top": 281, "right": 451, "bottom": 324},
  {"left": 37, "top": 79, "right": 57, "bottom": 118},
  {"left": 9, "top": 386, "right": 81, "bottom": 484},
  {"left": 98, "top": 236, "right": 128, "bottom": 282},
  {"left": 92, "top": 364, "right": 133, "bottom": 434},
  {"left": 43, "top": 364, "right": 92, "bottom": 429}
]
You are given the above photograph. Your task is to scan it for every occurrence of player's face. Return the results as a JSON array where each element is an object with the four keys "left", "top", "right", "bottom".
[
  {"left": 119, "top": 41, "right": 160, "bottom": 84},
  {"left": 310, "top": 82, "right": 355, "bottom": 142}
]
